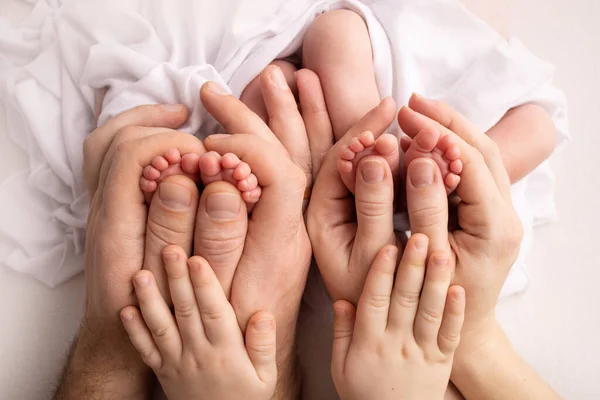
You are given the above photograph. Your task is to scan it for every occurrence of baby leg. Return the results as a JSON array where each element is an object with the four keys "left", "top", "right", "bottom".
[
  {"left": 198, "top": 151, "right": 262, "bottom": 207},
  {"left": 338, "top": 131, "right": 400, "bottom": 194},
  {"left": 303, "top": 9, "right": 381, "bottom": 140},
  {"left": 401, "top": 128, "right": 463, "bottom": 194},
  {"left": 240, "top": 60, "right": 298, "bottom": 123}
]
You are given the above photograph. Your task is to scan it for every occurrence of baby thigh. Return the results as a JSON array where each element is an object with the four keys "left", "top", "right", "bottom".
[{"left": 302, "top": 9, "right": 381, "bottom": 140}]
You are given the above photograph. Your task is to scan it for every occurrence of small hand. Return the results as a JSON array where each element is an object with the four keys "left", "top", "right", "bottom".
[
  {"left": 332, "top": 235, "right": 465, "bottom": 400},
  {"left": 121, "top": 245, "right": 277, "bottom": 400}
]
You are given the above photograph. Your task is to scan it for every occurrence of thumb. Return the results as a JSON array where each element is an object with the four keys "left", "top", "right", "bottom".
[
  {"left": 246, "top": 311, "right": 277, "bottom": 385},
  {"left": 331, "top": 300, "right": 356, "bottom": 381}
]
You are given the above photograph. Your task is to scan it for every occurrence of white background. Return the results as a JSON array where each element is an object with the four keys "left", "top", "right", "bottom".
[{"left": 1, "top": 0, "right": 599, "bottom": 398}]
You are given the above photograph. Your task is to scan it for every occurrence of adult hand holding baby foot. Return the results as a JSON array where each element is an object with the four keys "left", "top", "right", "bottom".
[
  {"left": 398, "top": 95, "right": 560, "bottom": 400},
  {"left": 55, "top": 103, "right": 206, "bottom": 399},
  {"left": 307, "top": 97, "right": 402, "bottom": 304}
]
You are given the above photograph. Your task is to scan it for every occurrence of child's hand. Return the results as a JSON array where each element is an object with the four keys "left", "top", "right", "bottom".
[
  {"left": 120, "top": 245, "right": 277, "bottom": 400},
  {"left": 332, "top": 235, "right": 465, "bottom": 400}
]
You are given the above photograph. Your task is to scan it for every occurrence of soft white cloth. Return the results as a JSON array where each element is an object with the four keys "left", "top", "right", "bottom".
[{"left": 0, "top": 0, "right": 568, "bottom": 292}]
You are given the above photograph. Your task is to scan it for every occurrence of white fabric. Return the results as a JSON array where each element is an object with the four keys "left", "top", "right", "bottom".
[{"left": 0, "top": 0, "right": 568, "bottom": 294}]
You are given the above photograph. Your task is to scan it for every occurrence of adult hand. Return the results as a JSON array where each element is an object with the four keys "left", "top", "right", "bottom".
[
  {"left": 398, "top": 94, "right": 522, "bottom": 342},
  {"left": 195, "top": 70, "right": 317, "bottom": 398},
  {"left": 55, "top": 104, "right": 206, "bottom": 399},
  {"left": 306, "top": 97, "right": 403, "bottom": 303},
  {"left": 400, "top": 95, "right": 560, "bottom": 400}
]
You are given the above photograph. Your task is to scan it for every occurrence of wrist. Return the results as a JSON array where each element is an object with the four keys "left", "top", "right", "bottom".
[
  {"left": 451, "top": 317, "right": 509, "bottom": 383},
  {"left": 54, "top": 320, "right": 151, "bottom": 400}
]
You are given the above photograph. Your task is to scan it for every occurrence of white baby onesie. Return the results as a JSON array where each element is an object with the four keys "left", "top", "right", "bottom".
[{"left": 0, "top": 0, "right": 568, "bottom": 294}]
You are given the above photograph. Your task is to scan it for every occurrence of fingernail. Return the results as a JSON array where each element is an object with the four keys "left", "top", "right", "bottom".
[
  {"left": 254, "top": 318, "right": 273, "bottom": 332},
  {"left": 361, "top": 160, "right": 385, "bottom": 183},
  {"left": 434, "top": 256, "right": 448, "bottom": 267},
  {"left": 162, "top": 250, "right": 179, "bottom": 262},
  {"left": 161, "top": 104, "right": 184, "bottom": 112},
  {"left": 414, "top": 237, "right": 428, "bottom": 251},
  {"left": 385, "top": 246, "right": 398, "bottom": 259},
  {"left": 333, "top": 304, "right": 348, "bottom": 318},
  {"left": 121, "top": 312, "right": 134, "bottom": 322},
  {"left": 409, "top": 160, "right": 435, "bottom": 187},
  {"left": 135, "top": 274, "right": 149, "bottom": 286},
  {"left": 206, "top": 193, "right": 241, "bottom": 220},
  {"left": 452, "top": 289, "right": 464, "bottom": 301},
  {"left": 206, "top": 81, "right": 228, "bottom": 95},
  {"left": 270, "top": 67, "right": 289, "bottom": 89},
  {"left": 159, "top": 183, "right": 192, "bottom": 210}
]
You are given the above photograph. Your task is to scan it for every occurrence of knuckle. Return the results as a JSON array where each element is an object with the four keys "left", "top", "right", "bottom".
[
  {"left": 152, "top": 325, "right": 171, "bottom": 338},
  {"left": 393, "top": 291, "right": 420, "bottom": 309},
  {"left": 196, "top": 234, "right": 245, "bottom": 258},
  {"left": 365, "top": 293, "right": 390, "bottom": 309},
  {"left": 173, "top": 303, "right": 197, "bottom": 319},
  {"left": 439, "top": 329, "right": 461, "bottom": 346},
  {"left": 409, "top": 205, "right": 446, "bottom": 229},
  {"left": 355, "top": 198, "right": 390, "bottom": 218},
  {"left": 201, "top": 308, "right": 225, "bottom": 322},
  {"left": 419, "top": 307, "right": 441, "bottom": 324}
]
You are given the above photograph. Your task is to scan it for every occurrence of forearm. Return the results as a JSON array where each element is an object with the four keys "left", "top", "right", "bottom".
[
  {"left": 487, "top": 103, "right": 557, "bottom": 183},
  {"left": 451, "top": 321, "right": 560, "bottom": 400},
  {"left": 54, "top": 322, "right": 152, "bottom": 400}
]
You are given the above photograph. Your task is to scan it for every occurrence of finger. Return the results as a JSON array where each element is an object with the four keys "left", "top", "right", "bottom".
[
  {"left": 398, "top": 104, "right": 510, "bottom": 204},
  {"left": 144, "top": 175, "right": 200, "bottom": 303},
  {"left": 133, "top": 271, "right": 182, "bottom": 359},
  {"left": 194, "top": 181, "right": 247, "bottom": 299},
  {"left": 414, "top": 253, "right": 452, "bottom": 349},
  {"left": 120, "top": 306, "right": 162, "bottom": 370},
  {"left": 331, "top": 300, "right": 356, "bottom": 380},
  {"left": 163, "top": 245, "right": 207, "bottom": 348},
  {"left": 407, "top": 94, "right": 511, "bottom": 196},
  {"left": 84, "top": 104, "right": 189, "bottom": 195},
  {"left": 406, "top": 159, "right": 451, "bottom": 255},
  {"left": 246, "top": 311, "right": 278, "bottom": 385},
  {"left": 200, "top": 82, "right": 278, "bottom": 142},
  {"left": 204, "top": 134, "right": 306, "bottom": 240},
  {"left": 388, "top": 234, "right": 429, "bottom": 332},
  {"left": 296, "top": 69, "right": 334, "bottom": 178},
  {"left": 187, "top": 256, "right": 241, "bottom": 345},
  {"left": 92, "top": 132, "right": 205, "bottom": 309},
  {"left": 355, "top": 245, "right": 398, "bottom": 338},
  {"left": 353, "top": 156, "right": 395, "bottom": 288},
  {"left": 261, "top": 65, "right": 312, "bottom": 187},
  {"left": 438, "top": 286, "right": 465, "bottom": 354}
]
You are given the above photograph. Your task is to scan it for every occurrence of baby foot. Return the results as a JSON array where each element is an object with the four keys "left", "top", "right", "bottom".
[
  {"left": 198, "top": 151, "right": 262, "bottom": 207},
  {"left": 140, "top": 149, "right": 201, "bottom": 204},
  {"left": 401, "top": 127, "right": 463, "bottom": 194},
  {"left": 337, "top": 131, "right": 401, "bottom": 193}
]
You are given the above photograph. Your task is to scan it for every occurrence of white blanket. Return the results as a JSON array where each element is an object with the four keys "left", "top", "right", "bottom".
[{"left": 0, "top": 0, "right": 568, "bottom": 294}]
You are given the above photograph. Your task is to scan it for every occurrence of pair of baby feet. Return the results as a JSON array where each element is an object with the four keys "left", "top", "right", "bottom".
[
  {"left": 140, "top": 150, "right": 261, "bottom": 207},
  {"left": 338, "top": 126, "right": 463, "bottom": 195},
  {"left": 139, "top": 126, "right": 463, "bottom": 210}
]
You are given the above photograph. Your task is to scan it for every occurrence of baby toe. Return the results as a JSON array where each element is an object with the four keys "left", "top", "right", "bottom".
[
  {"left": 143, "top": 165, "right": 161, "bottom": 181},
  {"left": 163, "top": 149, "right": 182, "bottom": 164},
  {"left": 181, "top": 153, "right": 201, "bottom": 174},
  {"left": 237, "top": 173, "right": 258, "bottom": 192},
  {"left": 233, "top": 162, "right": 252, "bottom": 181},
  {"left": 140, "top": 177, "right": 158, "bottom": 193},
  {"left": 445, "top": 173, "right": 460, "bottom": 193},
  {"left": 221, "top": 153, "right": 241, "bottom": 169},
  {"left": 449, "top": 159, "right": 463, "bottom": 175},
  {"left": 357, "top": 131, "right": 375, "bottom": 147},
  {"left": 152, "top": 156, "right": 169, "bottom": 171},
  {"left": 243, "top": 187, "right": 262, "bottom": 204},
  {"left": 348, "top": 137, "right": 366, "bottom": 153}
]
